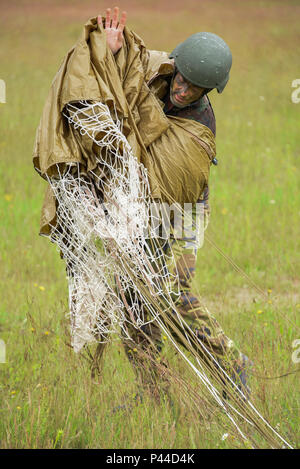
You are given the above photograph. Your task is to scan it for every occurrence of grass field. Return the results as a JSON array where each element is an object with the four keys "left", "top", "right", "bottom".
[{"left": 0, "top": 0, "right": 299, "bottom": 449}]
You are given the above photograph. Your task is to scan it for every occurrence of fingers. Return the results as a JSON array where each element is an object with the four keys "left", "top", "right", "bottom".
[
  {"left": 102, "top": 7, "right": 127, "bottom": 30},
  {"left": 97, "top": 15, "right": 102, "bottom": 27},
  {"left": 118, "top": 10, "right": 127, "bottom": 31},
  {"left": 105, "top": 8, "right": 111, "bottom": 29},
  {"left": 111, "top": 6, "right": 119, "bottom": 28}
]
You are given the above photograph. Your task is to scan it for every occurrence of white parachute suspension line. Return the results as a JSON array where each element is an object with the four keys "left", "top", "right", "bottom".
[
  {"left": 122, "top": 273, "right": 293, "bottom": 448},
  {"left": 154, "top": 317, "right": 249, "bottom": 441},
  {"left": 44, "top": 100, "right": 292, "bottom": 449},
  {"left": 172, "top": 311, "right": 293, "bottom": 448}
]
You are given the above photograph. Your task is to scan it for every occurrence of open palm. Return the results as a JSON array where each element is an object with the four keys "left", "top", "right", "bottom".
[{"left": 98, "top": 7, "right": 127, "bottom": 55}]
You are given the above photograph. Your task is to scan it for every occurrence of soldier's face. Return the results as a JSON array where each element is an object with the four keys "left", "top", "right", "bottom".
[{"left": 170, "top": 72, "right": 204, "bottom": 108}]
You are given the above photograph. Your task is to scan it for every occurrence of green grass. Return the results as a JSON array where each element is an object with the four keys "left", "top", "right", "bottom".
[{"left": 0, "top": 0, "right": 299, "bottom": 449}]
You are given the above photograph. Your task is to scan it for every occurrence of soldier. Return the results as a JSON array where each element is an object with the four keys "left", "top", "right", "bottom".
[{"left": 93, "top": 7, "right": 252, "bottom": 400}]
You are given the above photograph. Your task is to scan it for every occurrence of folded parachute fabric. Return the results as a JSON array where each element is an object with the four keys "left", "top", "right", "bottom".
[{"left": 33, "top": 17, "right": 215, "bottom": 236}]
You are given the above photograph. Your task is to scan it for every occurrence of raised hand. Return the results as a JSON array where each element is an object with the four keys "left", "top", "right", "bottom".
[{"left": 97, "top": 7, "right": 127, "bottom": 55}]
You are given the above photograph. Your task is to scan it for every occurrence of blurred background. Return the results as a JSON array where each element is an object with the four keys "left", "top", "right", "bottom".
[{"left": 0, "top": 0, "right": 299, "bottom": 449}]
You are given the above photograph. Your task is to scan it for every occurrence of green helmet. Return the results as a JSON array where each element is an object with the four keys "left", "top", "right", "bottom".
[{"left": 169, "top": 32, "right": 232, "bottom": 93}]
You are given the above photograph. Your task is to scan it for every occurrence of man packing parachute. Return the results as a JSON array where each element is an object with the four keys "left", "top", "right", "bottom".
[{"left": 33, "top": 6, "right": 252, "bottom": 405}]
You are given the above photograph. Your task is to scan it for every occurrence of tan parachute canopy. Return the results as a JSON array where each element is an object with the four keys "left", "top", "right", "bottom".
[{"left": 33, "top": 17, "right": 215, "bottom": 236}]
